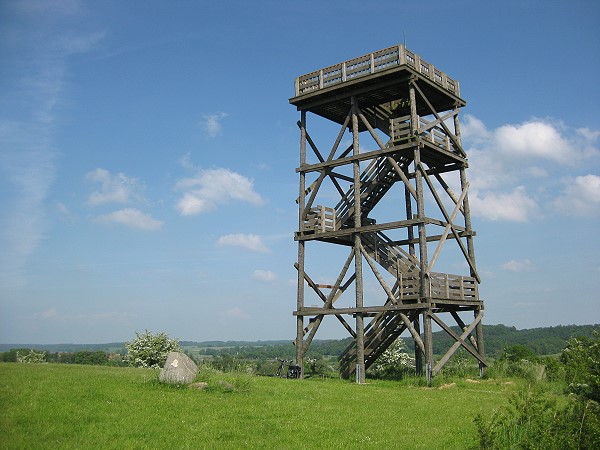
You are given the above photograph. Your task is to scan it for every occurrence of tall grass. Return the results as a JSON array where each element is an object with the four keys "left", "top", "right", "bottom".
[{"left": 0, "top": 363, "right": 515, "bottom": 449}]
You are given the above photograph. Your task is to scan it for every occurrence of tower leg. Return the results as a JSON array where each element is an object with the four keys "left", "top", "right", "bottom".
[
  {"left": 475, "top": 308, "right": 486, "bottom": 377},
  {"left": 413, "top": 316, "right": 423, "bottom": 376},
  {"left": 423, "top": 311, "right": 434, "bottom": 385}
]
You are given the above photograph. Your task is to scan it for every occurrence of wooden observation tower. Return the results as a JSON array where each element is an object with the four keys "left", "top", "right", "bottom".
[{"left": 290, "top": 44, "right": 486, "bottom": 383}]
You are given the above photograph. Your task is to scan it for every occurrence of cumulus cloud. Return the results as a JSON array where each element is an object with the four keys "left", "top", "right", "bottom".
[
  {"left": 495, "top": 121, "right": 576, "bottom": 164},
  {"left": 217, "top": 233, "right": 270, "bottom": 253},
  {"left": 470, "top": 186, "right": 540, "bottom": 222},
  {"left": 464, "top": 115, "right": 598, "bottom": 166},
  {"left": 462, "top": 115, "right": 600, "bottom": 222},
  {"left": 554, "top": 174, "right": 600, "bottom": 216},
  {"left": 200, "top": 112, "right": 228, "bottom": 138},
  {"left": 86, "top": 168, "right": 144, "bottom": 206},
  {"left": 253, "top": 269, "right": 276, "bottom": 282},
  {"left": 175, "top": 167, "right": 264, "bottom": 215},
  {"left": 94, "top": 208, "right": 163, "bottom": 231},
  {"left": 501, "top": 259, "right": 535, "bottom": 272}
]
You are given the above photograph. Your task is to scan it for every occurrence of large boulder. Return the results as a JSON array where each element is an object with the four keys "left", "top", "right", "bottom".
[{"left": 159, "top": 352, "right": 198, "bottom": 385}]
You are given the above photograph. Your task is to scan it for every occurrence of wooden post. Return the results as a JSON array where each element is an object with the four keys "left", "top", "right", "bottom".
[
  {"left": 410, "top": 82, "right": 433, "bottom": 384},
  {"left": 296, "top": 110, "right": 307, "bottom": 378},
  {"left": 413, "top": 315, "right": 423, "bottom": 375},
  {"left": 352, "top": 96, "right": 365, "bottom": 384},
  {"left": 456, "top": 107, "right": 485, "bottom": 375},
  {"left": 423, "top": 311, "right": 434, "bottom": 385}
]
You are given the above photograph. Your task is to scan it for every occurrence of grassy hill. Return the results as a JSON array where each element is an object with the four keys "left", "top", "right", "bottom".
[{"left": 0, "top": 362, "right": 518, "bottom": 448}]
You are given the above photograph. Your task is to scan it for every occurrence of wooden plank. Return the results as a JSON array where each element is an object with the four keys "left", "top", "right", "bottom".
[
  {"left": 297, "top": 142, "right": 415, "bottom": 174},
  {"left": 295, "top": 303, "right": 425, "bottom": 317}
]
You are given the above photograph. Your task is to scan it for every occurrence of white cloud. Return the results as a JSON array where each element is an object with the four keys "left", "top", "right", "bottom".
[
  {"left": 200, "top": 112, "right": 228, "bottom": 138},
  {"left": 94, "top": 208, "right": 163, "bottom": 231},
  {"left": 86, "top": 168, "right": 144, "bottom": 206},
  {"left": 224, "top": 307, "right": 250, "bottom": 320},
  {"left": 41, "top": 307, "right": 58, "bottom": 319},
  {"left": 175, "top": 167, "right": 264, "bottom": 215},
  {"left": 217, "top": 233, "right": 270, "bottom": 253},
  {"left": 494, "top": 121, "right": 574, "bottom": 164},
  {"left": 501, "top": 259, "right": 535, "bottom": 272},
  {"left": 576, "top": 127, "right": 600, "bottom": 142},
  {"left": 464, "top": 116, "right": 598, "bottom": 166},
  {"left": 461, "top": 114, "right": 492, "bottom": 143},
  {"left": 554, "top": 174, "right": 600, "bottom": 216},
  {"left": 462, "top": 115, "right": 600, "bottom": 222},
  {"left": 253, "top": 270, "right": 276, "bottom": 282},
  {"left": 470, "top": 186, "right": 539, "bottom": 222}
]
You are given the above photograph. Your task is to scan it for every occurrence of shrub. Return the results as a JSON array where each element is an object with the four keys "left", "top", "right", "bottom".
[
  {"left": 125, "top": 330, "right": 181, "bottom": 369},
  {"left": 369, "top": 338, "right": 415, "bottom": 380},
  {"left": 304, "top": 356, "right": 336, "bottom": 378},
  {"left": 561, "top": 330, "right": 600, "bottom": 402},
  {"left": 474, "top": 385, "right": 600, "bottom": 449},
  {"left": 16, "top": 349, "right": 46, "bottom": 363}
]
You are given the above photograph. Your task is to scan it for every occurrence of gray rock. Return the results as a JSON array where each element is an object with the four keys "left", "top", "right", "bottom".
[{"left": 159, "top": 352, "right": 198, "bottom": 385}]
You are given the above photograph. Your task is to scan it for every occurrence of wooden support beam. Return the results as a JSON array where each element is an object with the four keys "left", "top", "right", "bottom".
[
  {"left": 418, "top": 109, "right": 458, "bottom": 136},
  {"left": 428, "top": 182, "right": 469, "bottom": 272},
  {"left": 297, "top": 142, "right": 415, "bottom": 174},
  {"left": 399, "top": 312, "right": 425, "bottom": 353},
  {"left": 355, "top": 106, "right": 417, "bottom": 201},
  {"left": 418, "top": 162, "right": 480, "bottom": 283},
  {"left": 450, "top": 311, "right": 478, "bottom": 350},
  {"left": 294, "top": 262, "right": 356, "bottom": 341},
  {"left": 410, "top": 80, "right": 467, "bottom": 158},
  {"left": 431, "top": 311, "right": 485, "bottom": 375},
  {"left": 359, "top": 242, "right": 398, "bottom": 305},
  {"left": 434, "top": 172, "right": 464, "bottom": 215}
]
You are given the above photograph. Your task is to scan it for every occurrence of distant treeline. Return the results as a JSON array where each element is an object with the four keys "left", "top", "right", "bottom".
[
  {"left": 0, "top": 349, "right": 126, "bottom": 366},
  {"left": 1, "top": 324, "right": 598, "bottom": 363}
]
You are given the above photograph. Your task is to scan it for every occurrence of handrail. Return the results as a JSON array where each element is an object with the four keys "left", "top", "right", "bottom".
[{"left": 294, "top": 44, "right": 460, "bottom": 97}]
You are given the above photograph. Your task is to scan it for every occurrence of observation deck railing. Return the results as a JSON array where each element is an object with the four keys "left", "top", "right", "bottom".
[{"left": 294, "top": 44, "right": 460, "bottom": 98}]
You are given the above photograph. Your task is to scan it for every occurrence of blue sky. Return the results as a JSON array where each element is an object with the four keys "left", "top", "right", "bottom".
[{"left": 1, "top": 0, "right": 599, "bottom": 344}]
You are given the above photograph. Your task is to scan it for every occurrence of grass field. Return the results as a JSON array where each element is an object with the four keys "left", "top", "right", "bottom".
[{"left": 0, "top": 363, "right": 518, "bottom": 449}]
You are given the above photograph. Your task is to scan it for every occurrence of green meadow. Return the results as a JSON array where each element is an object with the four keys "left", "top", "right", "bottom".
[{"left": 0, "top": 363, "right": 519, "bottom": 449}]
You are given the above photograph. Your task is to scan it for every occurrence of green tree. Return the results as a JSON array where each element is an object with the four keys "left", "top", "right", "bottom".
[
  {"left": 125, "top": 330, "right": 181, "bottom": 369},
  {"left": 500, "top": 344, "right": 538, "bottom": 363},
  {"left": 74, "top": 350, "right": 108, "bottom": 366}
]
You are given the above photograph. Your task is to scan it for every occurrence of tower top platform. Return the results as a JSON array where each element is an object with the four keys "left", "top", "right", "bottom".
[{"left": 290, "top": 44, "right": 465, "bottom": 123}]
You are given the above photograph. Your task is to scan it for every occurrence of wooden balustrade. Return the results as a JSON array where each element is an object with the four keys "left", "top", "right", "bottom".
[{"left": 295, "top": 44, "right": 460, "bottom": 97}]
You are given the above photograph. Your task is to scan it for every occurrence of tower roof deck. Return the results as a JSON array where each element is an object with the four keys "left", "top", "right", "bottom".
[{"left": 290, "top": 44, "right": 465, "bottom": 124}]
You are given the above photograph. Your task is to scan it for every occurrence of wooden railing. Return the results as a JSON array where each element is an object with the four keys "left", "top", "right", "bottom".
[
  {"left": 304, "top": 205, "right": 336, "bottom": 233},
  {"left": 429, "top": 272, "right": 479, "bottom": 301},
  {"left": 295, "top": 44, "right": 460, "bottom": 97}
]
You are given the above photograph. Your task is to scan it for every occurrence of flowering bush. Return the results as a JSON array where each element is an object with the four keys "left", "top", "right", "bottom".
[
  {"left": 125, "top": 330, "right": 181, "bottom": 369},
  {"left": 370, "top": 338, "right": 415, "bottom": 379},
  {"left": 16, "top": 349, "right": 46, "bottom": 363}
]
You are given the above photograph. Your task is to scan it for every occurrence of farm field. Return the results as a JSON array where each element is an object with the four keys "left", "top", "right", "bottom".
[{"left": 0, "top": 363, "right": 518, "bottom": 449}]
